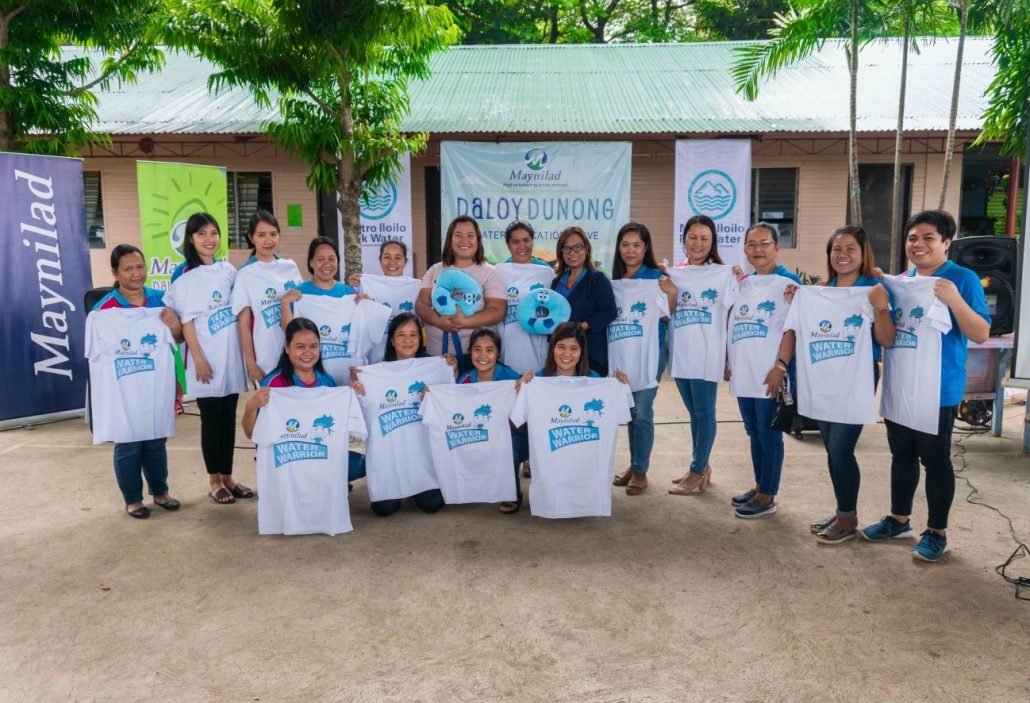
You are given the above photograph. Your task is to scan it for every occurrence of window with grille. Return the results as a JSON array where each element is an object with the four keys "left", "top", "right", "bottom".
[
  {"left": 83, "top": 172, "right": 106, "bottom": 249},
  {"left": 751, "top": 168, "right": 798, "bottom": 249},
  {"left": 227, "top": 172, "right": 274, "bottom": 249}
]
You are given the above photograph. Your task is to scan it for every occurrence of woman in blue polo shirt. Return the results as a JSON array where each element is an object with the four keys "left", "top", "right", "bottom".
[
  {"left": 861, "top": 210, "right": 990, "bottom": 562},
  {"left": 279, "top": 236, "right": 358, "bottom": 327},
  {"left": 609, "top": 222, "right": 677, "bottom": 496},
  {"left": 94, "top": 244, "right": 184, "bottom": 519}
]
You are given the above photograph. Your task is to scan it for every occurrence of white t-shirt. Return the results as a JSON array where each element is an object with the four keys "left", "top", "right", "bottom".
[
  {"left": 510, "top": 376, "right": 633, "bottom": 518},
  {"left": 293, "top": 295, "right": 392, "bottom": 386},
  {"left": 358, "top": 273, "right": 423, "bottom": 363},
  {"left": 727, "top": 274, "right": 793, "bottom": 399},
  {"left": 252, "top": 386, "right": 366, "bottom": 536},
  {"left": 85, "top": 308, "right": 176, "bottom": 444},
  {"left": 163, "top": 262, "right": 247, "bottom": 398},
  {"left": 419, "top": 381, "right": 518, "bottom": 504},
  {"left": 666, "top": 265, "right": 738, "bottom": 382},
  {"left": 784, "top": 286, "right": 876, "bottom": 425},
  {"left": 230, "top": 259, "right": 302, "bottom": 374},
  {"left": 608, "top": 279, "right": 670, "bottom": 391},
  {"left": 495, "top": 262, "right": 555, "bottom": 373},
  {"left": 356, "top": 357, "right": 455, "bottom": 501},
  {"left": 880, "top": 274, "right": 953, "bottom": 433}
]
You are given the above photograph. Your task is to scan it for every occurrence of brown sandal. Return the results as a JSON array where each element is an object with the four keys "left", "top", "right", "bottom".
[
  {"left": 626, "top": 472, "right": 648, "bottom": 495},
  {"left": 208, "top": 487, "right": 235, "bottom": 504},
  {"left": 612, "top": 468, "right": 634, "bottom": 487}
]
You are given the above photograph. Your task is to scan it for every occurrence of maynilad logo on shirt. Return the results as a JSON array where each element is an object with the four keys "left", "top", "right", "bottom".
[
  {"left": 319, "top": 323, "right": 352, "bottom": 360},
  {"left": 891, "top": 306, "right": 925, "bottom": 349},
  {"left": 608, "top": 301, "right": 647, "bottom": 342},
  {"left": 444, "top": 404, "right": 493, "bottom": 450},
  {"left": 730, "top": 300, "right": 777, "bottom": 343},
  {"left": 674, "top": 288, "right": 718, "bottom": 328},
  {"left": 259, "top": 281, "right": 295, "bottom": 329},
  {"left": 272, "top": 415, "right": 334, "bottom": 467},
  {"left": 547, "top": 399, "right": 604, "bottom": 450},
  {"left": 377, "top": 381, "right": 426, "bottom": 435},
  {"left": 505, "top": 286, "right": 520, "bottom": 325},
  {"left": 808, "top": 315, "right": 863, "bottom": 363},
  {"left": 113, "top": 332, "right": 160, "bottom": 378},
  {"left": 207, "top": 289, "right": 235, "bottom": 335}
]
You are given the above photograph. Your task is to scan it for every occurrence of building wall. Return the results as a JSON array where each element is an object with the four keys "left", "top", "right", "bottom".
[{"left": 85, "top": 134, "right": 966, "bottom": 286}]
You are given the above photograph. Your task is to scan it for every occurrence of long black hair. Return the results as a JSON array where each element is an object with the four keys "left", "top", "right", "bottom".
[
  {"left": 468, "top": 326, "right": 503, "bottom": 357},
  {"left": 384, "top": 312, "right": 428, "bottom": 361},
  {"left": 182, "top": 212, "right": 221, "bottom": 270},
  {"left": 611, "top": 222, "right": 660, "bottom": 280},
  {"left": 682, "top": 215, "right": 724, "bottom": 265},
  {"left": 542, "top": 321, "right": 591, "bottom": 377},
  {"left": 110, "top": 244, "right": 144, "bottom": 289},
  {"left": 246, "top": 209, "right": 280, "bottom": 257},
  {"left": 273, "top": 317, "right": 327, "bottom": 386}
]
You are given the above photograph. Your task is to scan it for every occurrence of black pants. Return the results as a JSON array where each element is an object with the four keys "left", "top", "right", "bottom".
[
  {"left": 886, "top": 406, "right": 957, "bottom": 530},
  {"left": 196, "top": 394, "right": 239, "bottom": 475},
  {"left": 371, "top": 489, "right": 445, "bottom": 517}
]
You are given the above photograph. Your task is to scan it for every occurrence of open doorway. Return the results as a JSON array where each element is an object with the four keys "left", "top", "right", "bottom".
[{"left": 847, "top": 164, "right": 913, "bottom": 273}]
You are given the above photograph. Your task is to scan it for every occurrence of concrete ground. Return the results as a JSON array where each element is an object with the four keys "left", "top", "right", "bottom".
[{"left": 1, "top": 380, "right": 1028, "bottom": 702}]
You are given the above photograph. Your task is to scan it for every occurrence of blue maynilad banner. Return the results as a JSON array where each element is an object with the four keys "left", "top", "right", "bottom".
[{"left": 0, "top": 152, "right": 91, "bottom": 422}]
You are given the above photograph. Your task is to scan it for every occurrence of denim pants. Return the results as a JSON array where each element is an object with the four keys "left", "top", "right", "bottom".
[
  {"left": 113, "top": 438, "right": 169, "bottom": 505},
  {"left": 886, "top": 406, "right": 957, "bottom": 530},
  {"left": 512, "top": 428, "right": 529, "bottom": 506},
  {"left": 674, "top": 377, "right": 718, "bottom": 476},
  {"left": 816, "top": 420, "right": 864, "bottom": 516},
  {"left": 626, "top": 349, "right": 666, "bottom": 473},
  {"left": 736, "top": 397, "right": 784, "bottom": 496}
]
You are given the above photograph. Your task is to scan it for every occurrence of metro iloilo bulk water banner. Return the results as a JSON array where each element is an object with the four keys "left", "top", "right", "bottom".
[
  {"left": 674, "top": 140, "right": 751, "bottom": 269},
  {"left": 356, "top": 151, "right": 413, "bottom": 276},
  {"left": 440, "top": 141, "right": 632, "bottom": 272},
  {"left": 0, "top": 152, "right": 91, "bottom": 422},
  {"left": 136, "top": 161, "right": 229, "bottom": 291}
]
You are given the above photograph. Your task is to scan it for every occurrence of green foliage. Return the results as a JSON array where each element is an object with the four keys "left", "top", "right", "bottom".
[
  {"left": 694, "top": 0, "right": 790, "bottom": 40},
  {"left": 974, "top": 0, "right": 1030, "bottom": 156},
  {"left": 0, "top": 2, "right": 164, "bottom": 154}
]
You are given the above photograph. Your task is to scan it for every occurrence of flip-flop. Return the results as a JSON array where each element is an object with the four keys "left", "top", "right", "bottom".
[
  {"left": 499, "top": 501, "right": 520, "bottom": 514},
  {"left": 209, "top": 487, "right": 235, "bottom": 504},
  {"left": 612, "top": 469, "right": 634, "bottom": 487},
  {"left": 154, "top": 498, "right": 181, "bottom": 511},
  {"left": 228, "top": 483, "right": 256, "bottom": 499}
]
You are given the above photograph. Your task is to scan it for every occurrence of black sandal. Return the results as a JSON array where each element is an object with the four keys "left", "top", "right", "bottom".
[
  {"left": 229, "top": 483, "right": 256, "bottom": 499},
  {"left": 126, "top": 505, "right": 151, "bottom": 519},
  {"left": 154, "top": 498, "right": 181, "bottom": 511},
  {"left": 209, "top": 487, "right": 235, "bottom": 504}
]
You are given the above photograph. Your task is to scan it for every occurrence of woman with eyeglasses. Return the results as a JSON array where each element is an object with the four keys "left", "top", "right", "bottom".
[
  {"left": 726, "top": 223, "right": 800, "bottom": 520},
  {"left": 550, "top": 226, "right": 618, "bottom": 377}
]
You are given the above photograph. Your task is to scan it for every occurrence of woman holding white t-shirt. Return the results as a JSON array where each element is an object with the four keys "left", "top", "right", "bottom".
[
  {"left": 165, "top": 213, "right": 252, "bottom": 505},
  {"left": 726, "top": 223, "right": 801, "bottom": 519},
  {"left": 231, "top": 210, "right": 302, "bottom": 386},
  {"left": 416, "top": 216, "right": 507, "bottom": 373},
  {"left": 766, "top": 226, "right": 895, "bottom": 543},
  {"left": 668, "top": 215, "right": 726, "bottom": 496}
]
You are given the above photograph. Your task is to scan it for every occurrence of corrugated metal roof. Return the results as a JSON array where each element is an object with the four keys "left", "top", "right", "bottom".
[{"left": 76, "top": 39, "right": 995, "bottom": 136}]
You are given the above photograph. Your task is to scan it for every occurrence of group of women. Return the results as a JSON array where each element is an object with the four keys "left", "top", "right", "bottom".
[{"left": 94, "top": 207, "right": 989, "bottom": 563}]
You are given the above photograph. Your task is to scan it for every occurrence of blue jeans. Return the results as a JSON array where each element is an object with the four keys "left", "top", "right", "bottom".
[
  {"left": 113, "top": 438, "right": 169, "bottom": 505},
  {"left": 512, "top": 428, "right": 528, "bottom": 506},
  {"left": 348, "top": 451, "right": 366, "bottom": 481},
  {"left": 674, "top": 378, "right": 718, "bottom": 476},
  {"left": 736, "top": 397, "right": 784, "bottom": 496},
  {"left": 816, "top": 421, "right": 864, "bottom": 516},
  {"left": 626, "top": 348, "right": 666, "bottom": 473}
]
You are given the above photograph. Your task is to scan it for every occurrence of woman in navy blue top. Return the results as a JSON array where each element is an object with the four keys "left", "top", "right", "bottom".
[{"left": 550, "top": 226, "right": 618, "bottom": 376}]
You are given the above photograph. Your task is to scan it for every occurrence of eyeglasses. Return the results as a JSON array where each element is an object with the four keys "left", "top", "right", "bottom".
[
  {"left": 744, "top": 240, "right": 776, "bottom": 250},
  {"left": 561, "top": 243, "right": 585, "bottom": 255}
]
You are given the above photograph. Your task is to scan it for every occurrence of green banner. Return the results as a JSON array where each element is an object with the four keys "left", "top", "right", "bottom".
[{"left": 136, "top": 161, "right": 229, "bottom": 292}]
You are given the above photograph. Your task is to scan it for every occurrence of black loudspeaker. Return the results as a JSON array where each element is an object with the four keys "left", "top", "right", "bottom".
[{"left": 948, "top": 236, "right": 1017, "bottom": 336}]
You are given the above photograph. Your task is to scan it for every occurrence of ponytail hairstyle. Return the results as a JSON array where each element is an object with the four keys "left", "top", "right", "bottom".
[
  {"left": 245, "top": 209, "right": 280, "bottom": 257},
  {"left": 182, "top": 212, "right": 221, "bottom": 270},
  {"left": 273, "top": 317, "right": 327, "bottom": 386},
  {"left": 384, "top": 312, "right": 428, "bottom": 361},
  {"left": 542, "top": 321, "right": 591, "bottom": 377},
  {"left": 826, "top": 225, "right": 876, "bottom": 282},
  {"left": 110, "top": 244, "right": 145, "bottom": 289}
]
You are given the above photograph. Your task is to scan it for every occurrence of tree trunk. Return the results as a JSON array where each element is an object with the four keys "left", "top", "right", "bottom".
[
  {"left": 847, "top": 0, "right": 862, "bottom": 225},
  {"left": 889, "top": 22, "right": 911, "bottom": 273},
  {"left": 336, "top": 72, "right": 364, "bottom": 278},
  {"left": 548, "top": 4, "right": 559, "bottom": 43},
  {"left": 939, "top": 2, "right": 967, "bottom": 210},
  {"left": 0, "top": 11, "right": 12, "bottom": 151}
]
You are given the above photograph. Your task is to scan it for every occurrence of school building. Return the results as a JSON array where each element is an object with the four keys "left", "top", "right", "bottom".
[{"left": 75, "top": 37, "right": 1017, "bottom": 285}]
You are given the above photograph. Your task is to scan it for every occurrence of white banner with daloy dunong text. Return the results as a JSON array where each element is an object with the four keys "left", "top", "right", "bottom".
[{"left": 674, "top": 140, "right": 751, "bottom": 269}]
